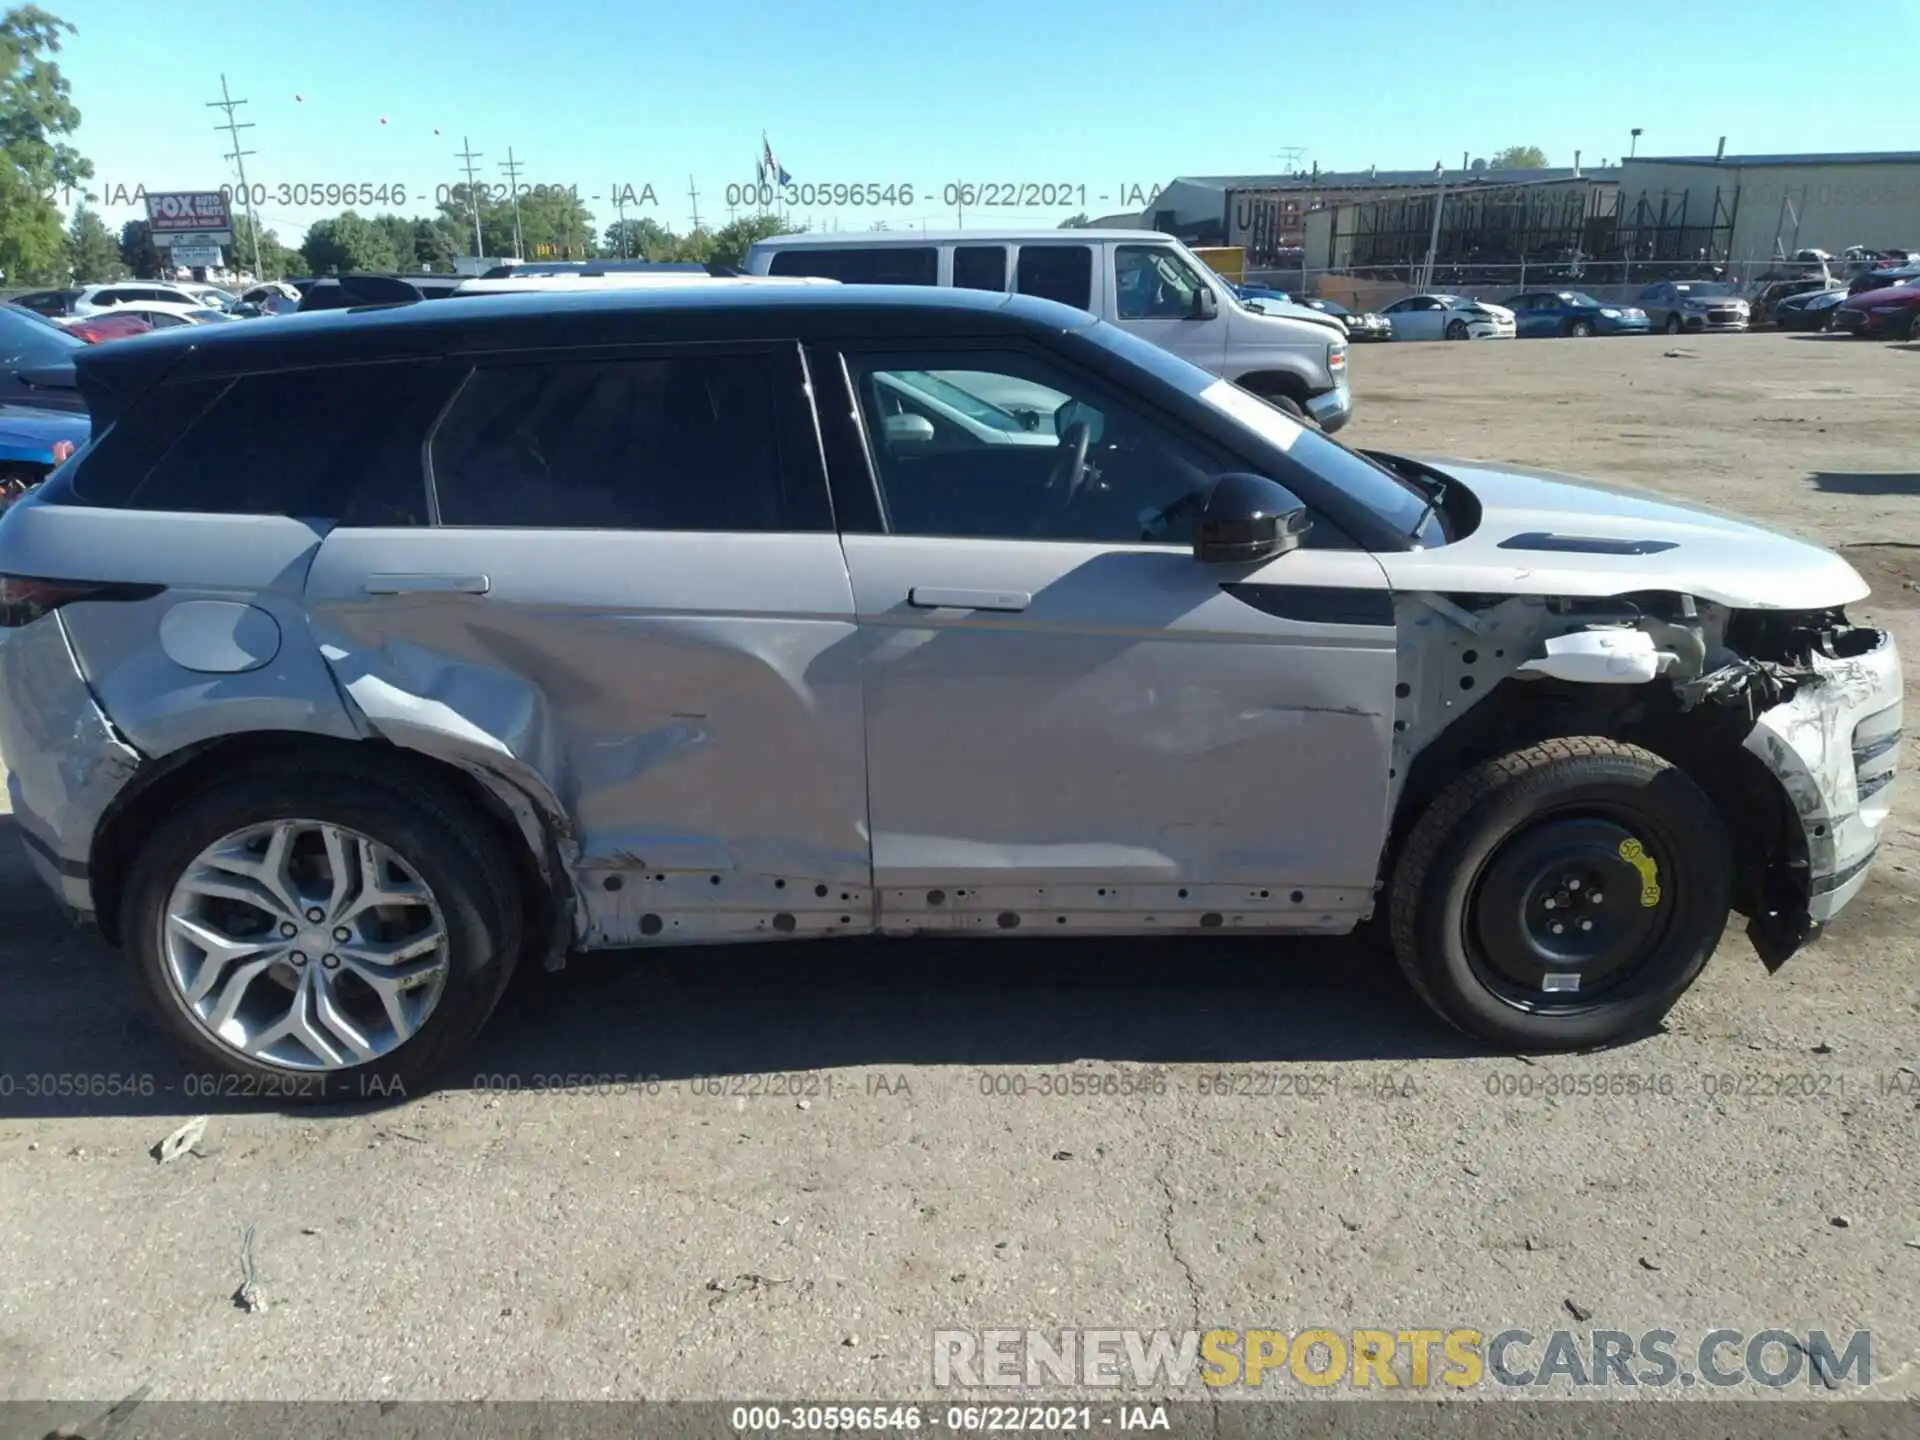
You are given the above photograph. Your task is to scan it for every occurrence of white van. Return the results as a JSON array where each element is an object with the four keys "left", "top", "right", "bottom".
[{"left": 745, "top": 229, "right": 1350, "bottom": 432}]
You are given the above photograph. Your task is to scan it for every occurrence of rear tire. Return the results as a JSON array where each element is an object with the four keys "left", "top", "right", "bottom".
[
  {"left": 1388, "top": 738, "right": 1731, "bottom": 1051},
  {"left": 122, "top": 765, "right": 524, "bottom": 1102}
]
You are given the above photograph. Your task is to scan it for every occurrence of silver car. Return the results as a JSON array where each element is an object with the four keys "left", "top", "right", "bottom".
[
  {"left": 0, "top": 286, "right": 1899, "bottom": 1096},
  {"left": 1636, "top": 280, "right": 1751, "bottom": 335}
]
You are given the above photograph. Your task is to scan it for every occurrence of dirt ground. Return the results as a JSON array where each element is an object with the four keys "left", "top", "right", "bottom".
[{"left": 1, "top": 331, "right": 1917, "bottom": 1421}]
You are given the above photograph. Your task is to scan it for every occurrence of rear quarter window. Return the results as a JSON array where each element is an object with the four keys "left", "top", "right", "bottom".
[{"left": 55, "top": 363, "right": 462, "bottom": 524}]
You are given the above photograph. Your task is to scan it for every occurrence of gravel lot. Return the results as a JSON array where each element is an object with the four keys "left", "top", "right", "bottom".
[{"left": 2, "top": 331, "right": 1917, "bottom": 1420}]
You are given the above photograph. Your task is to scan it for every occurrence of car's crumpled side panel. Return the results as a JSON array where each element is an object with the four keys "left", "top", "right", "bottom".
[{"left": 302, "top": 529, "right": 871, "bottom": 950}]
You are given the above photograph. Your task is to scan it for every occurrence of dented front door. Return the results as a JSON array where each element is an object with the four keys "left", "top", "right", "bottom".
[{"left": 301, "top": 343, "right": 872, "bottom": 947}]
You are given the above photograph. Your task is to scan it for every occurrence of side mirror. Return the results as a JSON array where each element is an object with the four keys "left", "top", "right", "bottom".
[
  {"left": 1194, "top": 473, "right": 1312, "bottom": 564},
  {"left": 882, "top": 412, "right": 937, "bottom": 447},
  {"left": 1190, "top": 286, "right": 1219, "bottom": 320}
]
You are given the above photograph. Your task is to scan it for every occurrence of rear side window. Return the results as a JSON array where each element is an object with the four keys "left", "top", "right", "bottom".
[
  {"left": 102, "top": 363, "right": 459, "bottom": 522},
  {"left": 429, "top": 353, "right": 825, "bottom": 532},
  {"left": 952, "top": 245, "right": 1007, "bottom": 292},
  {"left": 1015, "top": 245, "right": 1093, "bottom": 310},
  {"left": 766, "top": 246, "right": 937, "bottom": 285}
]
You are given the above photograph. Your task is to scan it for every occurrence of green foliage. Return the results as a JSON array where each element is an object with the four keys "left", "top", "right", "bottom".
[
  {"left": 704, "top": 213, "right": 799, "bottom": 269},
  {"left": 1058, "top": 212, "right": 1092, "bottom": 228},
  {"left": 0, "top": 5, "right": 92, "bottom": 284},
  {"left": 227, "top": 214, "right": 300, "bottom": 279},
  {"left": 1489, "top": 145, "right": 1548, "bottom": 170},
  {"left": 117, "top": 216, "right": 158, "bottom": 278},
  {"left": 64, "top": 201, "right": 119, "bottom": 280},
  {"left": 600, "top": 216, "right": 673, "bottom": 260},
  {"left": 300, "top": 210, "right": 401, "bottom": 274}
]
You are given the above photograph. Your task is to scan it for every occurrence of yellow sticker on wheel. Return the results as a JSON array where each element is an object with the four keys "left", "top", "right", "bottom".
[{"left": 1618, "top": 838, "right": 1662, "bottom": 908}]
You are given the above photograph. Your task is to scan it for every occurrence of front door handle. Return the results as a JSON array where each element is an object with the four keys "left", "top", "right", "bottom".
[
  {"left": 364, "top": 574, "right": 491, "bottom": 596},
  {"left": 908, "top": 586, "right": 1030, "bottom": 613}
]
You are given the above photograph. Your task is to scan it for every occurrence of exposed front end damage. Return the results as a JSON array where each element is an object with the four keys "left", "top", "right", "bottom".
[{"left": 1389, "top": 590, "right": 1899, "bottom": 967}]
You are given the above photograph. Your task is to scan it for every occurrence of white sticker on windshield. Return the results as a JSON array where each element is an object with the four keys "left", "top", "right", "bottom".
[{"left": 1197, "top": 378, "right": 1305, "bottom": 453}]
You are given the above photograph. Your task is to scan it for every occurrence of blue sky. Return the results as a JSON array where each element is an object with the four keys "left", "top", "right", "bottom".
[{"left": 52, "top": 0, "right": 1914, "bottom": 245}]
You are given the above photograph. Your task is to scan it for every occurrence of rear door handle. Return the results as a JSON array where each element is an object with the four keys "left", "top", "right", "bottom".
[
  {"left": 908, "top": 586, "right": 1030, "bottom": 613},
  {"left": 364, "top": 574, "right": 491, "bottom": 596}
]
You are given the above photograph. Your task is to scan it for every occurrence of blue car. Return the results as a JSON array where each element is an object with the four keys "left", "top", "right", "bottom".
[
  {"left": 1501, "top": 290, "right": 1651, "bottom": 338},
  {"left": 0, "top": 403, "right": 88, "bottom": 510},
  {"left": 1231, "top": 280, "right": 1291, "bottom": 304}
]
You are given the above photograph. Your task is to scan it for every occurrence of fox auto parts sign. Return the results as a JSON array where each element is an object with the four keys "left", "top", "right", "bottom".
[{"left": 144, "top": 191, "right": 234, "bottom": 245}]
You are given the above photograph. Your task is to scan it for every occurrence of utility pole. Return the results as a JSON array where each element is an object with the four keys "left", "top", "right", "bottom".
[
  {"left": 615, "top": 187, "right": 629, "bottom": 258},
  {"left": 1629, "top": 127, "right": 1643, "bottom": 160},
  {"left": 207, "top": 74, "right": 263, "bottom": 279},
  {"left": 499, "top": 146, "right": 526, "bottom": 259},
  {"left": 1274, "top": 146, "right": 1306, "bottom": 174},
  {"left": 1420, "top": 162, "right": 1447, "bottom": 292},
  {"left": 687, "top": 175, "right": 702, "bottom": 232},
  {"left": 457, "top": 138, "right": 485, "bottom": 257}
]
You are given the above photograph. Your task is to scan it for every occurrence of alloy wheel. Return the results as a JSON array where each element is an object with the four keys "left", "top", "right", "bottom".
[{"left": 161, "top": 819, "right": 451, "bottom": 1070}]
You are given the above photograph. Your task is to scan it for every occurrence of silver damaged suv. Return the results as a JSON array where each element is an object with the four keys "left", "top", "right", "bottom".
[{"left": 0, "top": 285, "right": 1901, "bottom": 1097}]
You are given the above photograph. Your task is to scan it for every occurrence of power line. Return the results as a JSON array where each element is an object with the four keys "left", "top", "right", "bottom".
[
  {"left": 207, "top": 74, "right": 263, "bottom": 278},
  {"left": 456, "top": 137, "right": 485, "bottom": 257},
  {"left": 499, "top": 146, "right": 526, "bottom": 259}
]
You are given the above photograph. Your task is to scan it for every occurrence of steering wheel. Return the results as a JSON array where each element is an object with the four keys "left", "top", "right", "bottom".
[{"left": 1044, "top": 421, "right": 1092, "bottom": 507}]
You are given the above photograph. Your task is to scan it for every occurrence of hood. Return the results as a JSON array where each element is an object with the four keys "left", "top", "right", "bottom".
[
  {"left": 1243, "top": 299, "right": 1345, "bottom": 336},
  {"left": 1842, "top": 283, "right": 1920, "bottom": 309},
  {"left": 1677, "top": 292, "right": 1747, "bottom": 308},
  {"left": 0, "top": 404, "right": 87, "bottom": 462},
  {"left": 1372, "top": 456, "right": 1868, "bottom": 611}
]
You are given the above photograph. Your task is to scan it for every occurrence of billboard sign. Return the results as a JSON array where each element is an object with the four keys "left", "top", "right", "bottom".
[
  {"left": 169, "top": 244, "right": 224, "bottom": 268},
  {"left": 145, "top": 190, "right": 234, "bottom": 245}
]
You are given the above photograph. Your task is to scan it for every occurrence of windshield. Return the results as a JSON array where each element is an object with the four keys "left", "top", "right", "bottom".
[
  {"left": 0, "top": 305, "right": 84, "bottom": 367},
  {"left": 1672, "top": 282, "right": 1734, "bottom": 297},
  {"left": 891, "top": 370, "right": 1030, "bottom": 431},
  {"left": 1078, "top": 317, "right": 1432, "bottom": 537},
  {"left": 1561, "top": 292, "right": 1602, "bottom": 307}
]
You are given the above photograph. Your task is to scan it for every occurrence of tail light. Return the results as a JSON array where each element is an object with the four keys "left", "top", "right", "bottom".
[{"left": 0, "top": 575, "right": 162, "bottom": 628}]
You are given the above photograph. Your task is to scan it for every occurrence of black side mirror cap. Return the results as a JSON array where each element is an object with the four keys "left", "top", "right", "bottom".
[{"left": 1194, "top": 473, "right": 1312, "bottom": 564}]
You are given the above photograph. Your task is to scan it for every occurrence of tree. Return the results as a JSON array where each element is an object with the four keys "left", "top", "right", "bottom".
[
  {"left": 1489, "top": 145, "right": 1548, "bottom": 170},
  {"left": 226, "top": 214, "right": 300, "bottom": 279},
  {"left": 117, "top": 216, "right": 159, "bottom": 278},
  {"left": 1058, "top": 212, "right": 1093, "bottom": 229},
  {"left": 301, "top": 210, "right": 400, "bottom": 274},
  {"left": 600, "top": 216, "right": 672, "bottom": 260},
  {"left": 65, "top": 201, "right": 120, "bottom": 280},
  {"left": 0, "top": 6, "right": 93, "bottom": 284},
  {"left": 705, "top": 213, "right": 799, "bottom": 270}
]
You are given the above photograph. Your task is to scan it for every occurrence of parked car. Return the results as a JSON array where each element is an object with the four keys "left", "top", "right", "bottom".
[
  {"left": 66, "top": 281, "right": 235, "bottom": 317},
  {"left": 1230, "top": 281, "right": 1291, "bottom": 304},
  {"left": 1835, "top": 282, "right": 1920, "bottom": 339},
  {"left": 1845, "top": 264, "right": 1920, "bottom": 297},
  {"left": 1746, "top": 278, "right": 1834, "bottom": 328},
  {"left": 1377, "top": 294, "right": 1517, "bottom": 341},
  {"left": 1771, "top": 288, "right": 1850, "bottom": 332},
  {"left": 8, "top": 288, "right": 84, "bottom": 318},
  {"left": 94, "top": 301, "right": 239, "bottom": 330},
  {"left": 0, "top": 285, "right": 1898, "bottom": 1094},
  {"left": 0, "top": 402, "right": 86, "bottom": 511},
  {"left": 0, "top": 303, "right": 84, "bottom": 412},
  {"left": 746, "top": 229, "right": 1351, "bottom": 431},
  {"left": 1297, "top": 297, "right": 1392, "bottom": 341},
  {"left": 58, "top": 312, "right": 156, "bottom": 344},
  {"left": 1634, "top": 281, "right": 1750, "bottom": 334},
  {"left": 1501, "top": 290, "right": 1651, "bottom": 338}
]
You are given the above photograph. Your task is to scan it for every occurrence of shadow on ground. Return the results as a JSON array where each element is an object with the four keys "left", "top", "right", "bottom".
[
  {"left": 0, "top": 814, "right": 1486, "bottom": 1121},
  {"left": 1809, "top": 472, "right": 1920, "bottom": 497}
]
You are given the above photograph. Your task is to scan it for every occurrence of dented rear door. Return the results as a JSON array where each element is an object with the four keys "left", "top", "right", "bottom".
[{"left": 302, "top": 342, "right": 872, "bottom": 948}]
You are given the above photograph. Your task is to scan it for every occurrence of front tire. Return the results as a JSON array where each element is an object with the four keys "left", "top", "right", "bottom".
[
  {"left": 123, "top": 766, "right": 524, "bottom": 1101},
  {"left": 1664, "top": 314, "right": 1683, "bottom": 335},
  {"left": 1247, "top": 387, "right": 1320, "bottom": 428},
  {"left": 1567, "top": 318, "right": 1593, "bottom": 338},
  {"left": 1445, "top": 319, "right": 1469, "bottom": 340},
  {"left": 1388, "top": 738, "right": 1731, "bottom": 1051}
]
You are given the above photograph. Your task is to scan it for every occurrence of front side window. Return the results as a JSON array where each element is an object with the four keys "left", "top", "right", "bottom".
[
  {"left": 0, "top": 305, "right": 83, "bottom": 367},
  {"left": 430, "top": 353, "right": 823, "bottom": 532},
  {"left": 1014, "top": 245, "right": 1093, "bottom": 311},
  {"left": 766, "top": 246, "right": 937, "bottom": 285},
  {"left": 1114, "top": 245, "right": 1206, "bottom": 319},
  {"left": 849, "top": 349, "right": 1225, "bottom": 545}
]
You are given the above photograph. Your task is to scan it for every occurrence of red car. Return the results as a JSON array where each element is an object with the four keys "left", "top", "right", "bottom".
[
  {"left": 58, "top": 312, "right": 155, "bottom": 344},
  {"left": 1835, "top": 283, "right": 1920, "bottom": 340}
]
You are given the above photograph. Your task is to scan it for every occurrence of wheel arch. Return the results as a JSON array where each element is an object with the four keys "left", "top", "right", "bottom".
[
  {"left": 1386, "top": 675, "right": 1800, "bottom": 921},
  {"left": 1231, "top": 368, "right": 1314, "bottom": 404},
  {"left": 88, "top": 731, "right": 566, "bottom": 955}
]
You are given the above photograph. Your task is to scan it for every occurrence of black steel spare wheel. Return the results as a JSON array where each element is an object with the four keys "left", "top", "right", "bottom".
[
  {"left": 1468, "top": 816, "right": 1673, "bottom": 1008},
  {"left": 1388, "top": 737, "right": 1732, "bottom": 1051}
]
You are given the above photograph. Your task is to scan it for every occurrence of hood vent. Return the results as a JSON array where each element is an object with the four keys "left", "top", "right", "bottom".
[{"left": 1499, "top": 532, "right": 1679, "bottom": 556}]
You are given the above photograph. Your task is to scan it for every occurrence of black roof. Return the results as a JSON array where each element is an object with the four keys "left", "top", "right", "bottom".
[{"left": 73, "top": 285, "right": 1094, "bottom": 408}]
